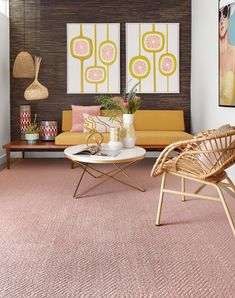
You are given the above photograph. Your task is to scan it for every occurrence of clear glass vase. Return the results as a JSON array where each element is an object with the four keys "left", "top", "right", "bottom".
[
  {"left": 108, "top": 127, "right": 123, "bottom": 151},
  {"left": 122, "top": 114, "right": 136, "bottom": 148}
]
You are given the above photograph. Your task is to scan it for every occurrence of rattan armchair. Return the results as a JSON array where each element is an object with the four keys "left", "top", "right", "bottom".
[{"left": 151, "top": 127, "right": 235, "bottom": 236}]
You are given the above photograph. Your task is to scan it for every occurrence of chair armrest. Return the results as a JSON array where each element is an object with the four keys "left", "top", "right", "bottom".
[{"left": 151, "top": 139, "right": 193, "bottom": 177}]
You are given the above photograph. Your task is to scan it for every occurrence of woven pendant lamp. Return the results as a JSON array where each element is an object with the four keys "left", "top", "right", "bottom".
[
  {"left": 13, "top": 52, "right": 35, "bottom": 78},
  {"left": 24, "top": 56, "right": 49, "bottom": 100},
  {"left": 12, "top": 0, "right": 35, "bottom": 78}
]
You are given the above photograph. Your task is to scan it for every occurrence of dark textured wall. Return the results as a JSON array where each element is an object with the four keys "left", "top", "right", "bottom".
[{"left": 10, "top": 0, "right": 191, "bottom": 140}]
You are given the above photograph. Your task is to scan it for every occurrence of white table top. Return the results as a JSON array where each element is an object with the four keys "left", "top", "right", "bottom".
[{"left": 64, "top": 144, "right": 146, "bottom": 164}]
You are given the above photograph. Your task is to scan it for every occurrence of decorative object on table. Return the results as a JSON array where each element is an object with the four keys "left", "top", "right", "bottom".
[
  {"left": 67, "top": 23, "right": 120, "bottom": 94},
  {"left": 122, "top": 113, "right": 136, "bottom": 148},
  {"left": 96, "top": 82, "right": 141, "bottom": 148},
  {"left": 39, "top": 121, "right": 58, "bottom": 141},
  {"left": 74, "top": 131, "right": 104, "bottom": 155},
  {"left": 83, "top": 113, "right": 123, "bottom": 133},
  {"left": 12, "top": 0, "right": 35, "bottom": 78},
  {"left": 126, "top": 23, "right": 179, "bottom": 93},
  {"left": 25, "top": 114, "right": 40, "bottom": 144},
  {"left": 20, "top": 104, "right": 31, "bottom": 140},
  {"left": 24, "top": 56, "right": 49, "bottom": 100},
  {"left": 219, "top": 1, "right": 235, "bottom": 107},
  {"left": 86, "top": 131, "right": 104, "bottom": 147},
  {"left": 70, "top": 105, "right": 101, "bottom": 132},
  {"left": 108, "top": 127, "right": 123, "bottom": 151}
]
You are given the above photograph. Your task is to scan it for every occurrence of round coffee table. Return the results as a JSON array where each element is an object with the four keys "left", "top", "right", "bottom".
[{"left": 64, "top": 145, "right": 146, "bottom": 198}]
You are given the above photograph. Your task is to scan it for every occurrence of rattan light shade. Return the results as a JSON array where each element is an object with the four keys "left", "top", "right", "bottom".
[
  {"left": 13, "top": 51, "right": 35, "bottom": 78},
  {"left": 24, "top": 56, "right": 49, "bottom": 101}
]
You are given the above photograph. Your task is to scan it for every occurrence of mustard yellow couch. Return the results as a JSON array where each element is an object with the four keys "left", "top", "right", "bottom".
[{"left": 55, "top": 110, "right": 192, "bottom": 148}]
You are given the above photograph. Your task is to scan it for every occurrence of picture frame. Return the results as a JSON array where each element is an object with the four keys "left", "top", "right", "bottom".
[
  {"left": 219, "top": 0, "right": 235, "bottom": 107},
  {"left": 67, "top": 23, "right": 120, "bottom": 94}
]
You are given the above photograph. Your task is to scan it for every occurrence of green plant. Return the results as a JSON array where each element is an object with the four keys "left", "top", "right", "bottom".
[
  {"left": 96, "top": 82, "right": 141, "bottom": 114},
  {"left": 25, "top": 114, "right": 40, "bottom": 134}
]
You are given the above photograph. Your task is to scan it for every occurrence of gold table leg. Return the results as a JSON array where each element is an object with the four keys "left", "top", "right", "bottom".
[{"left": 73, "top": 160, "right": 145, "bottom": 198}]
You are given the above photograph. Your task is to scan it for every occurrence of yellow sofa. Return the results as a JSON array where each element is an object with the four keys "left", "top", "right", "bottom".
[{"left": 55, "top": 110, "right": 192, "bottom": 148}]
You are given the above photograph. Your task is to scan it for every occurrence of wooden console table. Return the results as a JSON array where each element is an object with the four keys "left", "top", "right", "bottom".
[{"left": 3, "top": 141, "right": 67, "bottom": 169}]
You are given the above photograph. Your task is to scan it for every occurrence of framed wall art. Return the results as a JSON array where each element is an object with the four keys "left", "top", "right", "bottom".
[
  {"left": 219, "top": 0, "right": 235, "bottom": 107},
  {"left": 126, "top": 23, "right": 179, "bottom": 93},
  {"left": 67, "top": 23, "right": 120, "bottom": 94}
]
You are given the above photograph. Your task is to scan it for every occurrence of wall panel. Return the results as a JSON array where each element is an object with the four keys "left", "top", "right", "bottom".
[{"left": 10, "top": 0, "right": 191, "bottom": 140}]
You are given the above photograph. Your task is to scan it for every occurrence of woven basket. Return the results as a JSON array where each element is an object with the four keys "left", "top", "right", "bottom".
[
  {"left": 24, "top": 56, "right": 49, "bottom": 101},
  {"left": 13, "top": 51, "right": 35, "bottom": 78}
]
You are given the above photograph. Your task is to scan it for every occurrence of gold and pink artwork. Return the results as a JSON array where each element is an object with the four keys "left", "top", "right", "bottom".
[
  {"left": 67, "top": 23, "right": 120, "bottom": 94},
  {"left": 126, "top": 23, "right": 179, "bottom": 93}
]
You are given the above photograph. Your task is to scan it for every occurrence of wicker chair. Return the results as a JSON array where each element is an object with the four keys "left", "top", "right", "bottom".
[{"left": 151, "top": 128, "right": 235, "bottom": 236}]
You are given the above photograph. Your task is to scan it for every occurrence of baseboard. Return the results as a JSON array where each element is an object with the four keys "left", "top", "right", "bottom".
[
  {"left": 0, "top": 153, "right": 6, "bottom": 165},
  {"left": 146, "top": 152, "right": 159, "bottom": 158},
  {"left": 9, "top": 151, "right": 159, "bottom": 159},
  {"left": 11, "top": 152, "right": 65, "bottom": 158}
]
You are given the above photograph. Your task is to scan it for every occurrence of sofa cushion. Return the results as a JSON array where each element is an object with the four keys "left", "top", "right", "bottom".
[
  {"left": 83, "top": 113, "right": 123, "bottom": 133},
  {"left": 62, "top": 111, "right": 73, "bottom": 132},
  {"left": 70, "top": 105, "right": 100, "bottom": 132},
  {"left": 56, "top": 132, "right": 110, "bottom": 145},
  {"left": 55, "top": 130, "right": 192, "bottom": 146},
  {"left": 134, "top": 110, "right": 185, "bottom": 131},
  {"left": 62, "top": 110, "right": 115, "bottom": 132},
  {"left": 62, "top": 109, "right": 186, "bottom": 132},
  {"left": 135, "top": 131, "right": 192, "bottom": 145}
]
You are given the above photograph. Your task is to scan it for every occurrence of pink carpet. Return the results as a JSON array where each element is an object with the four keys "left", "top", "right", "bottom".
[{"left": 0, "top": 158, "right": 234, "bottom": 297}]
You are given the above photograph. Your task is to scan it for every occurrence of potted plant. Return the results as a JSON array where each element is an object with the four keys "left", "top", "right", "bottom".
[
  {"left": 25, "top": 114, "right": 40, "bottom": 144},
  {"left": 96, "top": 83, "right": 141, "bottom": 148},
  {"left": 96, "top": 83, "right": 141, "bottom": 115}
]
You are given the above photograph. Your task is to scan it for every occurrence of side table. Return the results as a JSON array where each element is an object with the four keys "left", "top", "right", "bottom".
[{"left": 3, "top": 140, "right": 67, "bottom": 169}]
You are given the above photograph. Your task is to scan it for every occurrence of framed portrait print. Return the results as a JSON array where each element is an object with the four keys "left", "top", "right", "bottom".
[{"left": 220, "top": 0, "right": 235, "bottom": 107}]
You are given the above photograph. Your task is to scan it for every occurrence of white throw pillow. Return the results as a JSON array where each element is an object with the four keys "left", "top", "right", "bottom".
[{"left": 83, "top": 113, "right": 123, "bottom": 133}]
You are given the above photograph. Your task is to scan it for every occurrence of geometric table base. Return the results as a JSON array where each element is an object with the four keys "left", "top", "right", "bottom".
[{"left": 73, "top": 160, "right": 145, "bottom": 198}]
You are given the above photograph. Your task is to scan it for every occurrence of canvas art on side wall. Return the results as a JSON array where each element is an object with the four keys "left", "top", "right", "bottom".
[
  {"left": 126, "top": 23, "right": 179, "bottom": 93},
  {"left": 220, "top": 0, "right": 235, "bottom": 107},
  {"left": 67, "top": 23, "right": 120, "bottom": 94}
]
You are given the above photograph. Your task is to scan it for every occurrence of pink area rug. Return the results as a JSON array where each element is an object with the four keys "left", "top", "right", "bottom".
[{"left": 0, "top": 158, "right": 234, "bottom": 297}]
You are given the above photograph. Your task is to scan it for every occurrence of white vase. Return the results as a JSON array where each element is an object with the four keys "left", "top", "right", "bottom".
[
  {"left": 108, "top": 127, "right": 123, "bottom": 151},
  {"left": 122, "top": 114, "right": 136, "bottom": 148}
]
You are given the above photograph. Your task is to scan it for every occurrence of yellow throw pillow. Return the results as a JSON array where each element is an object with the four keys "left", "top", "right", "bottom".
[{"left": 83, "top": 113, "right": 123, "bottom": 133}]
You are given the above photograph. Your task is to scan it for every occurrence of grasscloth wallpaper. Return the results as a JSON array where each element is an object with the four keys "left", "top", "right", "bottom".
[{"left": 10, "top": 0, "right": 191, "bottom": 140}]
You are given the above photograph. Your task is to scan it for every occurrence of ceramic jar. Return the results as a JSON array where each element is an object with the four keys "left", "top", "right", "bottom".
[
  {"left": 39, "top": 120, "right": 58, "bottom": 141},
  {"left": 25, "top": 133, "right": 39, "bottom": 144},
  {"left": 20, "top": 104, "right": 31, "bottom": 140}
]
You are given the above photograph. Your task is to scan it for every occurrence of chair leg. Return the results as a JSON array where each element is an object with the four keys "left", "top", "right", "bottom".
[
  {"left": 215, "top": 184, "right": 235, "bottom": 236},
  {"left": 181, "top": 177, "right": 185, "bottom": 202},
  {"left": 156, "top": 171, "right": 167, "bottom": 226}
]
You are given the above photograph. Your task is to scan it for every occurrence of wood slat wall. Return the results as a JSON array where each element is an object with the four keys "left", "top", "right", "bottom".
[{"left": 10, "top": 0, "right": 191, "bottom": 140}]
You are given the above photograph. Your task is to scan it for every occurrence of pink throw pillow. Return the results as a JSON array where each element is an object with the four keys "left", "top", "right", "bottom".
[{"left": 70, "top": 105, "right": 100, "bottom": 132}]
